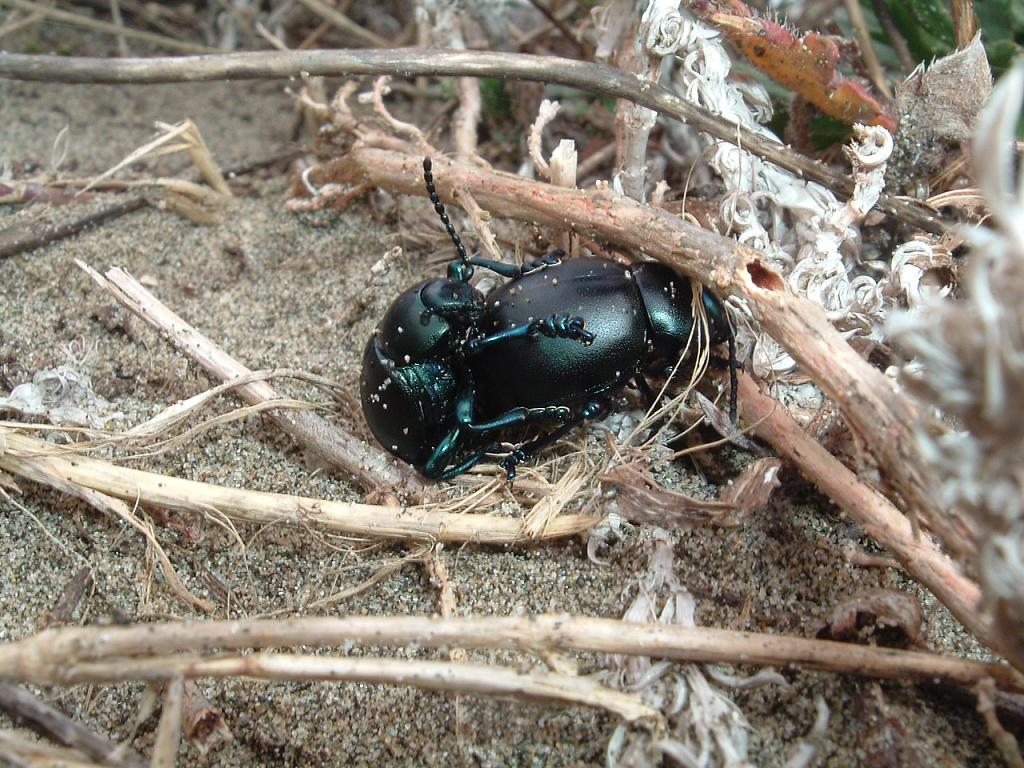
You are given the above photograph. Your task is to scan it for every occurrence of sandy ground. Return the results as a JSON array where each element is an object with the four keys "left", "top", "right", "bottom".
[{"left": 0, "top": 25, "right": 1005, "bottom": 768}]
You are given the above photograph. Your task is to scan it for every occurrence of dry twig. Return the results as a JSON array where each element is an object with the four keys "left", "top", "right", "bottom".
[
  {"left": 734, "top": 373, "right": 988, "bottom": 647},
  {"left": 0, "top": 48, "right": 948, "bottom": 233},
  {"left": 0, "top": 197, "right": 147, "bottom": 261},
  {"left": 0, "top": 614, "right": 1019, "bottom": 693}
]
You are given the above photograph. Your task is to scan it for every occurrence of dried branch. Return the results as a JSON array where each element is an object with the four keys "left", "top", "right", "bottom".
[
  {"left": 335, "top": 148, "right": 962, "bottom": 559},
  {"left": 734, "top": 372, "right": 993, "bottom": 656},
  {"left": 0, "top": 48, "right": 948, "bottom": 234},
  {"left": 0, "top": 429, "right": 599, "bottom": 545},
  {"left": 76, "top": 261, "right": 427, "bottom": 502},
  {"left": 0, "top": 683, "right": 146, "bottom": 768},
  {"left": 1, "top": 614, "right": 1019, "bottom": 694}
]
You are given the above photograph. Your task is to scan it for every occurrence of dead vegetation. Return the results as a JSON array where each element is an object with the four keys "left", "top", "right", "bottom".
[{"left": 0, "top": 0, "right": 1023, "bottom": 765}]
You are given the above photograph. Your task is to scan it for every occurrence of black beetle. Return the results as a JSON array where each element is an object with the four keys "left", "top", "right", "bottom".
[{"left": 360, "top": 158, "right": 735, "bottom": 481}]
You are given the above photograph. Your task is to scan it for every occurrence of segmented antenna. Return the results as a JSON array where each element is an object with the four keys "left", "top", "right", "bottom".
[{"left": 422, "top": 158, "right": 468, "bottom": 264}]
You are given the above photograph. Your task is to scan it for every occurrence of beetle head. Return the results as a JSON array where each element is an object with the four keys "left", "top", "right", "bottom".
[{"left": 419, "top": 278, "right": 485, "bottom": 328}]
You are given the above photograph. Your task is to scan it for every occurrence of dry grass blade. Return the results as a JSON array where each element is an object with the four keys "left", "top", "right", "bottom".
[{"left": 79, "top": 119, "right": 230, "bottom": 200}]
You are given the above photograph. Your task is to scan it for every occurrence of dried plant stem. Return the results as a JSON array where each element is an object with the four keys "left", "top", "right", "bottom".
[
  {"left": 0, "top": 48, "right": 946, "bottom": 234},
  {"left": 0, "top": 0, "right": 216, "bottom": 53},
  {"left": 0, "top": 683, "right": 146, "bottom": 768},
  {"left": 151, "top": 676, "right": 183, "bottom": 768},
  {"left": 0, "top": 430, "right": 599, "bottom": 545},
  {"left": 735, "top": 373, "right": 993, "bottom": 655},
  {"left": 0, "top": 197, "right": 147, "bottom": 260},
  {"left": 337, "top": 149, "right": 961, "bottom": 557},
  {"left": 951, "top": 0, "right": 978, "bottom": 48},
  {"left": 1, "top": 614, "right": 1020, "bottom": 694},
  {"left": 32, "top": 653, "right": 658, "bottom": 724},
  {"left": 869, "top": 0, "right": 916, "bottom": 73},
  {"left": 842, "top": 0, "right": 891, "bottom": 97},
  {"left": 76, "top": 261, "right": 427, "bottom": 502}
]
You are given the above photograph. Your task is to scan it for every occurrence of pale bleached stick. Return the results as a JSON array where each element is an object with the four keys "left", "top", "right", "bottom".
[
  {"left": 335, "top": 148, "right": 966, "bottom": 557},
  {"left": 51, "top": 653, "right": 658, "bottom": 724},
  {"left": 75, "top": 261, "right": 427, "bottom": 502},
  {"left": 0, "top": 614, "right": 1019, "bottom": 694},
  {"left": 0, "top": 430, "right": 599, "bottom": 545}
]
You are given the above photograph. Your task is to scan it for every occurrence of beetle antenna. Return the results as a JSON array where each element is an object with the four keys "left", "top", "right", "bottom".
[{"left": 423, "top": 158, "right": 469, "bottom": 266}]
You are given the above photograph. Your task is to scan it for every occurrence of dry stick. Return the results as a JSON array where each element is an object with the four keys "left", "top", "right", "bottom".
[
  {"left": 0, "top": 683, "right": 147, "bottom": 768},
  {"left": 0, "top": 730, "right": 101, "bottom": 767},
  {"left": 76, "top": 262, "right": 427, "bottom": 502},
  {"left": 338, "top": 149, "right": 966, "bottom": 559},
  {"left": 0, "top": 430, "right": 599, "bottom": 545},
  {"left": 151, "top": 676, "right": 183, "bottom": 768},
  {"left": 0, "top": 197, "right": 147, "bottom": 260},
  {"left": 951, "top": 0, "right": 978, "bottom": 49},
  {"left": 109, "top": 0, "right": 129, "bottom": 58},
  {"left": 0, "top": 0, "right": 217, "bottom": 54},
  {"left": 44, "top": 654, "right": 659, "bottom": 724},
  {"left": 0, "top": 48, "right": 947, "bottom": 235},
  {"left": 734, "top": 372, "right": 992, "bottom": 656},
  {"left": 1, "top": 614, "right": 1020, "bottom": 694}
]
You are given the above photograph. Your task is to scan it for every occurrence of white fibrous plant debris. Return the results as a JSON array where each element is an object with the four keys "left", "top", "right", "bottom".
[
  {"left": 669, "top": 13, "right": 894, "bottom": 375},
  {"left": 603, "top": 530, "right": 757, "bottom": 767},
  {"left": 887, "top": 64, "right": 1024, "bottom": 670},
  {"left": 0, "top": 366, "right": 122, "bottom": 429}
]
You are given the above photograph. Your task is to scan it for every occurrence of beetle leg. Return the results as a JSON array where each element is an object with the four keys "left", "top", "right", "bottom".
[
  {"left": 465, "top": 314, "right": 595, "bottom": 353},
  {"left": 434, "top": 443, "right": 503, "bottom": 481},
  {"left": 462, "top": 405, "right": 572, "bottom": 432},
  {"left": 498, "top": 398, "right": 611, "bottom": 482}
]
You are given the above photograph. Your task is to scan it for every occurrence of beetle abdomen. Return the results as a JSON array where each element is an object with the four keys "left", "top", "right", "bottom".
[{"left": 473, "top": 258, "right": 648, "bottom": 414}]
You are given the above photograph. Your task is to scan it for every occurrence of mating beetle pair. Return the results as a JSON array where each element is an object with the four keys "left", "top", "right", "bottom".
[{"left": 360, "top": 158, "right": 735, "bottom": 481}]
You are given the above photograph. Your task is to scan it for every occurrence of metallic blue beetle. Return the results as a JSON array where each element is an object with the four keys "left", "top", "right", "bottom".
[{"left": 360, "top": 158, "right": 735, "bottom": 480}]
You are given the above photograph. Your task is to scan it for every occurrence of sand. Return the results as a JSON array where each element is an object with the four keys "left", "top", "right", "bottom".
[{"left": 0, "top": 24, "right": 1004, "bottom": 768}]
